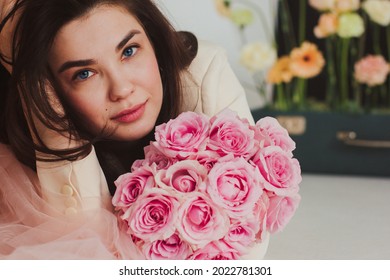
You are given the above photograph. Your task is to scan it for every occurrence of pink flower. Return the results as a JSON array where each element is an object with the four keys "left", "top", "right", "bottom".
[
  {"left": 113, "top": 109, "right": 302, "bottom": 259},
  {"left": 123, "top": 188, "right": 179, "bottom": 242},
  {"left": 112, "top": 165, "right": 156, "bottom": 211},
  {"left": 253, "top": 192, "right": 270, "bottom": 241},
  {"left": 207, "top": 109, "right": 256, "bottom": 159},
  {"left": 254, "top": 117, "right": 296, "bottom": 155},
  {"left": 177, "top": 192, "right": 229, "bottom": 247},
  {"left": 252, "top": 146, "right": 301, "bottom": 196},
  {"left": 143, "top": 233, "right": 193, "bottom": 260},
  {"left": 354, "top": 55, "right": 390, "bottom": 87},
  {"left": 205, "top": 156, "right": 263, "bottom": 219},
  {"left": 309, "top": 0, "right": 336, "bottom": 11},
  {"left": 314, "top": 12, "right": 338, "bottom": 39},
  {"left": 154, "top": 111, "right": 210, "bottom": 159},
  {"left": 191, "top": 240, "right": 240, "bottom": 260},
  {"left": 224, "top": 219, "right": 260, "bottom": 254},
  {"left": 155, "top": 160, "right": 208, "bottom": 193},
  {"left": 143, "top": 144, "right": 178, "bottom": 171},
  {"left": 266, "top": 193, "right": 301, "bottom": 234},
  {"left": 193, "top": 150, "right": 220, "bottom": 171}
]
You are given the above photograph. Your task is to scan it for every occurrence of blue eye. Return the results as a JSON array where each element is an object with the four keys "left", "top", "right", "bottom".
[
  {"left": 75, "top": 70, "right": 92, "bottom": 80},
  {"left": 122, "top": 46, "right": 138, "bottom": 58}
]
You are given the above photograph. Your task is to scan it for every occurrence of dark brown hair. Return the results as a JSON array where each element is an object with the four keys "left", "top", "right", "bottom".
[{"left": 0, "top": 0, "right": 197, "bottom": 190}]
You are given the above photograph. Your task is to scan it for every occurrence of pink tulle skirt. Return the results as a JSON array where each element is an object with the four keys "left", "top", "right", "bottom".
[{"left": 0, "top": 144, "right": 141, "bottom": 260}]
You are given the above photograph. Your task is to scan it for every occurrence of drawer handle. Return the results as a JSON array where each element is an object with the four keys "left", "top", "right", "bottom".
[{"left": 337, "top": 131, "right": 390, "bottom": 148}]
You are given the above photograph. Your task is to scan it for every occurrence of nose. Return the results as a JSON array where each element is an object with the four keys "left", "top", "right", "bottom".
[{"left": 107, "top": 68, "right": 135, "bottom": 101}]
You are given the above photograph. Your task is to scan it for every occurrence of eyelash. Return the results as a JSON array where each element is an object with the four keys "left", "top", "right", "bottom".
[
  {"left": 71, "top": 44, "right": 140, "bottom": 81},
  {"left": 72, "top": 70, "right": 94, "bottom": 81},
  {"left": 122, "top": 45, "right": 139, "bottom": 60}
]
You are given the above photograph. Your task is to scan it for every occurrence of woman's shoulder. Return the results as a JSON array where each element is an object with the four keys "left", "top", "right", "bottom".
[{"left": 187, "top": 40, "right": 227, "bottom": 80}]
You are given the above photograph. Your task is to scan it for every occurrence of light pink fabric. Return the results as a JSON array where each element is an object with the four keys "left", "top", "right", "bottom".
[{"left": 0, "top": 144, "right": 141, "bottom": 260}]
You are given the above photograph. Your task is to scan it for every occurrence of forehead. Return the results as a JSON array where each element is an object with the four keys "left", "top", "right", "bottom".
[{"left": 50, "top": 5, "right": 143, "bottom": 61}]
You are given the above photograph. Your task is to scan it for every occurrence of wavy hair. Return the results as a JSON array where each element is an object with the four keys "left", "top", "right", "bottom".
[{"left": 0, "top": 0, "right": 198, "bottom": 181}]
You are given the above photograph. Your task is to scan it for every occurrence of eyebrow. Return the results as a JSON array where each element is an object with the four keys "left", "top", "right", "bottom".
[
  {"left": 116, "top": 29, "right": 141, "bottom": 52},
  {"left": 58, "top": 59, "right": 95, "bottom": 73},
  {"left": 57, "top": 29, "right": 141, "bottom": 74}
]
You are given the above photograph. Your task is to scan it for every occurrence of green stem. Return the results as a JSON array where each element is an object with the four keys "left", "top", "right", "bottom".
[
  {"left": 298, "top": 0, "right": 306, "bottom": 44},
  {"left": 325, "top": 36, "right": 337, "bottom": 109},
  {"left": 280, "top": 0, "right": 297, "bottom": 52},
  {"left": 365, "top": 86, "right": 372, "bottom": 113},
  {"left": 275, "top": 83, "right": 288, "bottom": 110},
  {"left": 350, "top": 38, "right": 361, "bottom": 111},
  {"left": 340, "top": 38, "right": 350, "bottom": 107},
  {"left": 372, "top": 23, "right": 381, "bottom": 55},
  {"left": 353, "top": 81, "right": 362, "bottom": 110},
  {"left": 358, "top": 13, "right": 368, "bottom": 59},
  {"left": 293, "top": 78, "right": 307, "bottom": 109}
]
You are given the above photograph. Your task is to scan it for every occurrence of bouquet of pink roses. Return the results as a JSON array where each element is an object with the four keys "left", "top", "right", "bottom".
[{"left": 112, "top": 109, "right": 301, "bottom": 260}]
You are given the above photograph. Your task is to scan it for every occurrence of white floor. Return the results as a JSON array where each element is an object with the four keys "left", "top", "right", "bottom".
[{"left": 264, "top": 173, "right": 390, "bottom": 260}]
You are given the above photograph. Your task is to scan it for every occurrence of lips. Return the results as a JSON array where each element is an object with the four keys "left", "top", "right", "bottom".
[{"left": 112, "top": 102, "right": 147, "bottom": 123}]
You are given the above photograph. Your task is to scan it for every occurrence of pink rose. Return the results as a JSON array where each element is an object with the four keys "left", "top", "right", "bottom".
[
  {"left": 131, "top": 159, "right": 145, "bottom": 171},
  {"left": 266, "top": 193, "right": 301, "bottom": 234},
  {"left": 223, "top": 219, "right": 259, "bottom": 254},
  {"left": 143, "top": 144, "right": 178, "bottom": 171},
  {"left": 112, "top": 165, "right": 156, "bottom": 211},
  {"left": 254, "top": 116, "right": 296, "bottom": 155},
  {"left": 354, "top": 55, "right": 390, "bottom": 87},
  {"left": 207, "top": 109, "right": 256, "bottom": 159},
  {"left": 177, "top": 192, "right": 229, "bottom": 247},
  {"left": 253, "top": 192, "right": 270, "bottom": 241},
  {"left": 142, "top": 233, "right": 193, "bottom": 260},
  {"left": 205, "top": 156, "right": 263, "bottom": 219},
  {"left": 123, "top": 188, "right": 179, "bottom": 242},
  {"left": 192, "top": 150, "right": 220, "bottom": 171},
  {"left": 155, "top": 160, "right": 208, "bottom": 193},
  {"left": 191, "top": 240, "right": 240, "bottom": 260},
  {"left": 252, "top": 146, "right": 301, "bottom": 196},
  {"left": 154, "top": 111, "right": 210, "bottom": 159}
]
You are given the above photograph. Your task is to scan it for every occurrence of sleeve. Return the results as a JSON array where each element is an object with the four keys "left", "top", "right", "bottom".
[
  {"left": 197, "top": 44, "right": 255, "bottom": 125},
  {"left": 36, "top": 146, "right": 112, "bottom": 217}
]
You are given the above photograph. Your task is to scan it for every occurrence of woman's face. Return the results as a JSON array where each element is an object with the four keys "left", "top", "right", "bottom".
[{"left": 49, "top": 5, "right": 163, "bottom": 141}]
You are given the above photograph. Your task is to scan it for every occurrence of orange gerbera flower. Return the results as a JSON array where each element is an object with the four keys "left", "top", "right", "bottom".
[
  {"left": 289, "top": 42, "right": 325, "bottom": 79},
  {"left": 267, "top": 56, "right": 293, "bottom": 84}
]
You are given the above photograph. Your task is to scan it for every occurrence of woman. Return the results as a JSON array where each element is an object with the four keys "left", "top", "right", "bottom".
[{"left": 0, "top": 0, "right": 269, "bottom": 259}]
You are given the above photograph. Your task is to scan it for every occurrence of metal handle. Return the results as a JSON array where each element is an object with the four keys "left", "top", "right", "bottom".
[{"left": 337, "top": 131, "right": 390, "bottom": 148}]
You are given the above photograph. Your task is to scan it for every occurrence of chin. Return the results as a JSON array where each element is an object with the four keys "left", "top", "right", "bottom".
[{"left": 114, "top": 124, "right": 155, "bottom": 141}]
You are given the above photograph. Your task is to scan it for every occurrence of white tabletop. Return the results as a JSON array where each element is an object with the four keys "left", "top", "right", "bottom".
[{"left": 264, "top": 173, "right": 390, "bottom": 260}]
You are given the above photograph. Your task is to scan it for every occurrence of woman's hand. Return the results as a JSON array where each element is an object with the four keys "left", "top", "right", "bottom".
[
  {"left": 1, "top": 1, "right": 87, "bottom": 158},
  {"left": 28, "top": 82, "right": 86, "bottom": 155}
]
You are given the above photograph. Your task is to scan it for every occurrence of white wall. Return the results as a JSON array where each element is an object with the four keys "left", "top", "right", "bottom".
[{"left": 155, "top": 0, "right": 276, "bottom": 109}]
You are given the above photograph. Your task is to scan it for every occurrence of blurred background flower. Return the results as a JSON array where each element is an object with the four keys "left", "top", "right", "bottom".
[
  {"left": 362, "top": 0, "right": 390, "bottom": 26},
  {"left": 240, "top": 42, "right": 277, "bottom": 72},
  {"left": 354, "top": 55, "right": 390, "bottom": 87},
  {"left": 213, "top": 0, "right": 390, "bottom": 113}
]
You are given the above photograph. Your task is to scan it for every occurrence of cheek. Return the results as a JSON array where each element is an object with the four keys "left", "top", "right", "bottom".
[
  {"left": 66, "top": 92, "right": 108, "bottom": 128},
  {"left": 139, "top": 54, "right": 163, "bottom": 97}
]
